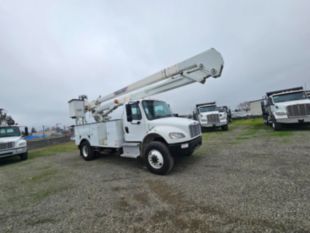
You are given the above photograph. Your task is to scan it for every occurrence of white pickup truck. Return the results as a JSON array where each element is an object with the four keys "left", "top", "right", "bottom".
[
  {"left": 0, "top": 125, "right": 28, "bottom": 160},
  {"left": 194, "top": 102, "right": 229, "bottom": 131},
  {"left": 261, "top": 87, "right": 310, "bottom": 130}
]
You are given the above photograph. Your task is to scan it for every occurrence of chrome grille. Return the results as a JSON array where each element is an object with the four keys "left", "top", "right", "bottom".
[
  {"left": 287, "top": 104, "right": 310, "bottom": 118},
  {"left": 207, "top": 114, "right": 220, "bottom": 123},
  {"left": 0, "top": 142, "right": 14, "bottom": 150},
  {"left": 189, "top": 124, "right": 201, "bottom": 138}
]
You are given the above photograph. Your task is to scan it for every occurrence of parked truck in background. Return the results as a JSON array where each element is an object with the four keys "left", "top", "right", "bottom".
[
  {"left": 194, "top": 102, "right": 229, "bottom": 131},
  {"left": 69, "top": 48, "right": 224, "bottom": 175},
  {"left": 0, "top": 109, "right": 28, "bottom": 160},
  {"left": 261, "top": 87, "right": 310, "bottom": 130},
  {"left": 218, "top": 106, "right": 232, "bottom": 122}
]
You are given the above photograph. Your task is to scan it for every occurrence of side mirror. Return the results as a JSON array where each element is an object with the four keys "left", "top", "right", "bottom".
[
  {"left": 22, "top": 127, "right": 29, "bottom": 137},
  {"left": 25, "top": 127, "right": 29, "bottom": 136}
]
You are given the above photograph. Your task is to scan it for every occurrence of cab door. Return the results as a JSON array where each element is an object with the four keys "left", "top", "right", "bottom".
[{"left": 123, "top": 102, "right": 147, "bottom": 142}]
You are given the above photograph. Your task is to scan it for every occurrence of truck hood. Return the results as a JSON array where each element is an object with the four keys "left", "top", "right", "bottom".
[
  {"left": 275, "top": 99, "right": 310, "bottom": 107},
  {"left": 0, "top": 136, "right": 22, "bottom": 143},
  {"left": 148, "top": 117, "right": 197, "bottom": 128}
]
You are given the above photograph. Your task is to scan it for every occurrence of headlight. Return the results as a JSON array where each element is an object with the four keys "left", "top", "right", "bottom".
[
  {"left": 275, "top": 111, "right": 286, "bottom": 116},
  {"left": 17, "top": 141, "right": 27, "bottom": 147},
  {"left": 169, "top": 132, "right": 186, "bottom": 139}
]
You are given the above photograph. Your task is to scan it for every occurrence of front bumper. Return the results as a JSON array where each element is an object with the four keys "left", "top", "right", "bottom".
[
  {"left": 0, "top": 147, "right": 27, "bottom": 159},
  {"left": 168, "top": 136, "right": 202, "bottom": 156},
  {"left": 200, "top": 121, "right": 227, "bottom": 128},
  {"left": 275, "top": 116, "right": 310, "bottom": 124}
]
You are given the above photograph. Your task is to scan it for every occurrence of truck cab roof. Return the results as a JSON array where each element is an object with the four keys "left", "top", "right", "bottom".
[
  {"left": 271, "top": 90, "right": 305, "bottom": 98},
  {"left": 266, "top": 87, "right": 304, "bottom": 97},
  {"left": 196, "top": 102, "right": 216, "bottom": 108}
]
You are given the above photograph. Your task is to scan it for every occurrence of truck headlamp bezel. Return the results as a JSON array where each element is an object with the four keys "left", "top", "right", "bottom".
[
  {"left": 275, "top": 111, "right": 287, "bottom": 116},
  {"left": 17, "top": 141, "right": 27, "bottom": 147},
  {"left": 169, "top": 132, "right": 186, "bottom": 139}
]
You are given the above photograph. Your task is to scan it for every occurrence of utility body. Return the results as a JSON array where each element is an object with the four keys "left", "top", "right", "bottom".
[
  {"left": 69, "top": 49, "right": 224, "bottom": 174},
  {"left": 261, "top": 87, "right": 310, "bottom": 130},
  {"left": 0, "top": 109, "right": 28, "bottom": 160},
  {"left": 194, "top": 102, "right": 229, "bottom": 130}
]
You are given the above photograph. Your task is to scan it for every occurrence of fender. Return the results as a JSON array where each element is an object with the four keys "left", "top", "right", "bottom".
[
  {"left": 145, "top": 125, "right": 190, "bottom": 144},
  {"left": 78, "top": 138, "right": 89, "bottom": 148}
]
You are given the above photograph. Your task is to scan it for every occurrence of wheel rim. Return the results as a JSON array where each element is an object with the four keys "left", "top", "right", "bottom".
[
  {"left": 148, "top": 149, "right": 164, "bottom": 169},
  {"left": 82, "top": 145, "right": 88, "bottom": 157}
]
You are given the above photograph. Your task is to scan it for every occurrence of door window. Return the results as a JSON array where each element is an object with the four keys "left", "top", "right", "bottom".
[{"left": 126, "top": 103, "right": 142, "bottom": 121}]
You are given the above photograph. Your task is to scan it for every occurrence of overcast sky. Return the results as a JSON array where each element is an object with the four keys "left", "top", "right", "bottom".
[{"left": 1, "top": 0, "right": 309, "bottom": 129}]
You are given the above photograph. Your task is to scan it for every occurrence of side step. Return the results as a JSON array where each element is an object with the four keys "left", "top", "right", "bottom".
[{"left": 120, "top": 142, "right": 141, "bottom": 158}]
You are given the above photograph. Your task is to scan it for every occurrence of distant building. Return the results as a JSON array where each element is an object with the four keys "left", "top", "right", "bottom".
[
  {"left": 234, "top": 99, "right": 263, "bottom": 118},
  {"left": 247, "top": 99, "right": 263, "bottom": 116}
]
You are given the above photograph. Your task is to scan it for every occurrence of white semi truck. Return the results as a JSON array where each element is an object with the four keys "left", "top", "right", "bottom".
[
  {"left": 69, "top": 48, "right": 224, "bottom": 175},
  {"left": 194, "top": 102, "right": 229, "bottom": 131},
  {"left": 261, "top": 87, "right": 310, "bottom": 130},
  {"left": 0, "top": 109, "right": 28, "bottom": 160}
]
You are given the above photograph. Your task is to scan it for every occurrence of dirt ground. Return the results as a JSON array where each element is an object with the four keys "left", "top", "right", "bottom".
[{"left": 0, "top": 119, "right": 310, "bottom": 233}]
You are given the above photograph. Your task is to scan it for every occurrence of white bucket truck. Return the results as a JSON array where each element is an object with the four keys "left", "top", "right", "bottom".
[
  {"left": 261, "top": 87, "right": 310, "bottom": 130},
  {"left": 194, "top": 102, "right": 228, "bottom": 131},
  {"left": 0, "top": 109, "right": 28, "bottom": 160},
  {"left": 69, "top": 48, "right": 224, "bottom": 174}
]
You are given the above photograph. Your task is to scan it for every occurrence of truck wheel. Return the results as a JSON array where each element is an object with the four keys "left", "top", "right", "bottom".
[
  {"left": 221, "top": 124, "right": 228, "bottom": 131},
  {"left": 144, "top": 141, "right": 174, "bottom": 175},
  {"left": 80, "top": 141, "right": 95, "bottom": 161},
  {"left": 184, "top": 150, "right": 194, "bottom": 156},
  {"left": 272, "top": 122, "right": 281, "bottom": 131},
  {"left": 20, "top": 152, "right": 28, "bottom": 160}
]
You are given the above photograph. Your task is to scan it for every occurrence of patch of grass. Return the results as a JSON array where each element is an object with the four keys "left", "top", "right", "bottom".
[
  {"left": 231, "top": 118, "right": 294, "bottom": 142},
  {"left": 32, "top": 185, "right": 70, "bottom": 203},
  {"left": 269, "top": 131, "right": 293, "bottom": 137},
  {"left": 231, "top": 118, "right": 264, "bottom": 129},
  {"left": 29, "top": 169, "right": 57, "bottom": 182},
  {"left": 29, "top": 142, "right": 76, "bottom": 160},
  {"left": 26, "top": 217, "right": 58, "bottom": 226}
]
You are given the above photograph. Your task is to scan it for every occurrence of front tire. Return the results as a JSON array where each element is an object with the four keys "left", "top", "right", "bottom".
[
  {"left": 144, "top": 141, "right": 174, "bottom": 175},
  {"left": 80, "top": 141, "right": 95, "bottom": 161},
  {"left": 20, "top": 152, "right": 28, "bottom": 160},
  {"left": 272, "top": 121, "right": 281, "bottom": 131},
  {"left": 221, "top": 124, "right": 228, "bottom": 131},
  {"left": 183, "top": 150, "right": 194, "bottom": 157}
]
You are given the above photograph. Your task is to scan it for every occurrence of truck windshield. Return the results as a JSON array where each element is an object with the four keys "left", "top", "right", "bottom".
[
  {"left": 142, "top": 100, "right": 172, "bottom": 120},
  {"left": 272, "top": 92, "right": 306, "bottom": 103},
  {"left": 0, "top": 127, "right": 21, "bottom": 138},
  {"left": 217, "top": 107, "right": 225, "bottom": 112},
  {"left": 199, "top": 105, "right": 217, "bottom": 113}
]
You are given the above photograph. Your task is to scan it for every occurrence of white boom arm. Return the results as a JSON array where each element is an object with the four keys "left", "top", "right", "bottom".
[{"left": 73, "top": 48, "right": 224, "bottom": 122}]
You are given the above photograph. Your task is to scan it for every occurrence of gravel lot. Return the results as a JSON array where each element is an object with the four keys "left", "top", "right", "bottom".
[{"left": 0, "top": 119, "right": 310, "bottom": 233}]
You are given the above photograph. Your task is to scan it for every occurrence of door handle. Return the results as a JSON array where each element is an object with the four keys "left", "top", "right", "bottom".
[
  {"left": 131, "top": 121, "right": 140, "bottom": 125},
  {"left": 125, "top": 127, "right": 129, "bottom": 133}
]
